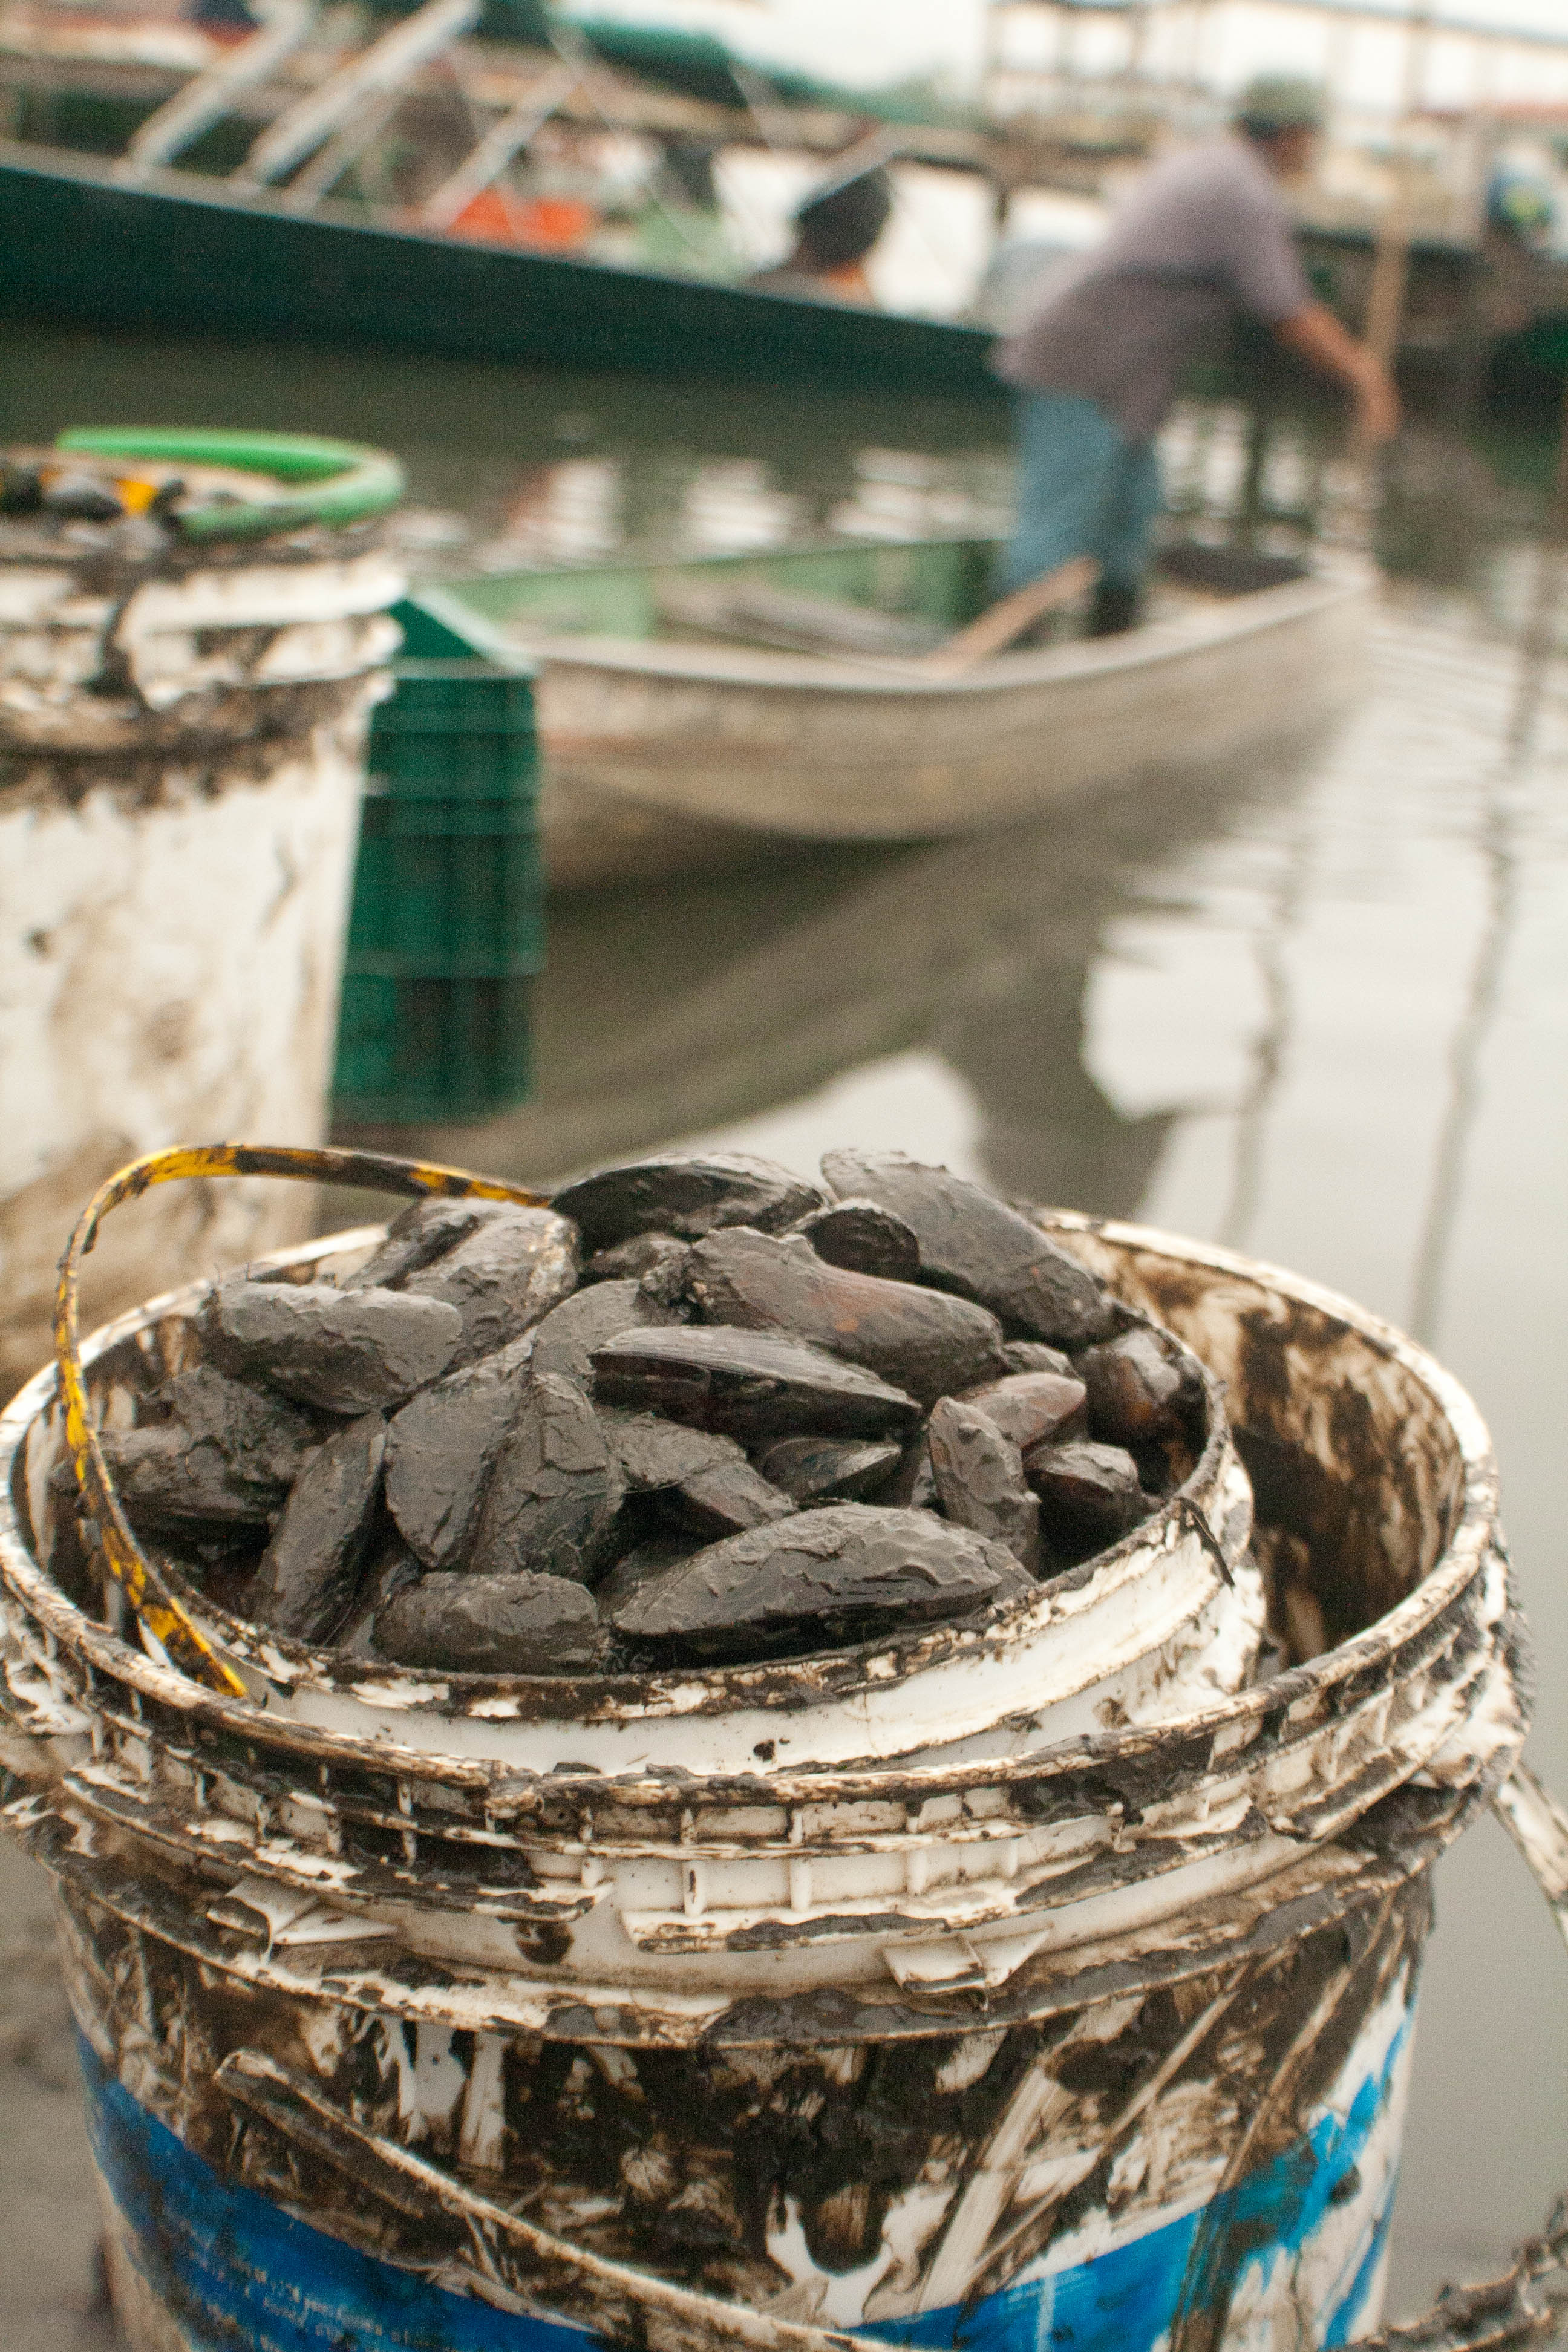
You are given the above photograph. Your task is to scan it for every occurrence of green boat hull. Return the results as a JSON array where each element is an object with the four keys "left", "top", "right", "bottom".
[{"left": 0, "top": 140, "right": 1001, "bottom": 397}]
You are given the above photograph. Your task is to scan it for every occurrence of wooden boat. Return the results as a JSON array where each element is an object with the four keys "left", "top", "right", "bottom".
[
  {"left": 0, "top": 136, "right": 998, "bottom": 399},
  {"left": 412, "top": 534, "right": 1377, "bottom": 890}
]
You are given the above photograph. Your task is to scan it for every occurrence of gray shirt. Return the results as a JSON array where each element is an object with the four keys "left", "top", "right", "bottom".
[{"left": 996, "top": 138, "right": 1312, "bottom": 441}]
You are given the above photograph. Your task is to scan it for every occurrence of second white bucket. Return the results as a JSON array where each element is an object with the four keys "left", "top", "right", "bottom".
[{"left": 0, "top": 431, "right": 405, "bottom": 1394}]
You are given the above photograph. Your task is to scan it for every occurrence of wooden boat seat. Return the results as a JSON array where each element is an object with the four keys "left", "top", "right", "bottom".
[{"left": 655, "top": 578, "right": 947, "bottom": 659}]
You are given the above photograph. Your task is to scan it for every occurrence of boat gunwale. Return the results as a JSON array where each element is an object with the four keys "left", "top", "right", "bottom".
[{"left": 481, "top": 554, "right": 1377, "bottom": 700}]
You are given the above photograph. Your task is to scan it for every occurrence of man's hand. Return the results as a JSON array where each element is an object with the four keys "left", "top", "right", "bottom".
[{"left": 1275, "top": 301, "right": 1402, "bottom": 440}]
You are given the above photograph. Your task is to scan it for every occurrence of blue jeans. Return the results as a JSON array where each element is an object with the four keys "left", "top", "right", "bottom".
[{"left": 1001, "top": 390, "right": 1163, "bottom": 595}]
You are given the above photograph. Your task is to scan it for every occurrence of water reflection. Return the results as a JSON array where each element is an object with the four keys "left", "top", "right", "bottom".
[
  {"left": 1216, "top": 811, "right": 1314, "bottom": 1255},
  {"left": 462, "top": 440, "right": 1016, "bottom": 571},
  {"left": 1408, "top": 757, "right": 1527, "bottom": 1350},
  {"left": 939, "top": 962, "right": 1177, "bottom": 1221},
  {"left": 494, "top": 457, "right": 626, "bottom": 564},
  {"left": 1, "top": 320, "right": 1018, "bottom": 578},
  {"left": 429, "top": 730, "right": 1323, "bottom": 1206},
  {"left": 4, "top": 319, "right": 1529, "bottom": 590},
  {"left": 438, "top": 399, "right": 1325, "bottom": 572}
]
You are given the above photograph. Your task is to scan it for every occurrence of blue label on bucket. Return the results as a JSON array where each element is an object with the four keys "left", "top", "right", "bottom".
[{"left": 81, "top": 2027, "right": 1405, "bottom": 2352}]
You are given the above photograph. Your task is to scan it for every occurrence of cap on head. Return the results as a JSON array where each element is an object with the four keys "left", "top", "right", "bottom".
[
  {"left": 1234, "top": 74, "right": 1325, "bottom": 137},
  {"left": 794, "top": 167, "right": 893, "bottom": 269}
]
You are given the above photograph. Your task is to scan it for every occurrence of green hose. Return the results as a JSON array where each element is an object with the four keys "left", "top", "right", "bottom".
[{"left": 54, "top": 427, "right": 405, "bottom": 541}]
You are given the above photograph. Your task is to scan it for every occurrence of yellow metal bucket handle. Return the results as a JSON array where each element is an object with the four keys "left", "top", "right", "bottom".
[{"left": 53, "top": 1141, "right": 547, "bottom": 1699}]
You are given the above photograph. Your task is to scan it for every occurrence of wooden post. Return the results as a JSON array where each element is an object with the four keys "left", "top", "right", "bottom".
[
  {"left": 1506, "top": 367, "right": 1568, "bottom": 760},
  {"left": 1328, "top": 2, "right": 1431, "bottom": 546},
  {"left": 1353, "top": 4, "right": 1432, "bottom": 441},
  {"left": 1186, "top": 0, "right": 1210, "bottom": 103},
  {"left": 991, "top": 172, "right": 1014, "bottom": 238},
  {"left": 982, "top": 0, "right": 1007, "bottom": 100},
  {"left": 1123, "top": 1, "right": 1151, "bottom": 88},
  {"left": 1235, "top": 403, "right": 1273, "bottom": 551}
]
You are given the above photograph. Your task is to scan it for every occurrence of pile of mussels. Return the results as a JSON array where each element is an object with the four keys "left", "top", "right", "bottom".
[{"left": 102, "top": 1152, "right": 1212, "bottom": 1677}]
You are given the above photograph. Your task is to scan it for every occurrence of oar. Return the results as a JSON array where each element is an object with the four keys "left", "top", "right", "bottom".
[{"left": 918, "top": 554, "right": 1100, "bottom": 677}]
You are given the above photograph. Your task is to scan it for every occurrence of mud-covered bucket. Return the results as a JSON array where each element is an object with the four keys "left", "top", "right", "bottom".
[
  {"left": 1, "top": 1146, "right": 1563, "bottom": 2352},
  {"left": 0, "top": 431, "right": 405, "bottom": 1396}
]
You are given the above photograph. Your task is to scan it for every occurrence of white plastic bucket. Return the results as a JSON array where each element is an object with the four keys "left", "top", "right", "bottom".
[
  {"left": 0, "top": 452, "right": 403, "bottom": 1394},
  {"left": 0, "top": 1184, "right": 1544, "bottom": 2352}
]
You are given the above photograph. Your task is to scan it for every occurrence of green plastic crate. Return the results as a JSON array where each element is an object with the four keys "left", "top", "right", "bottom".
[
  {"left": 368, "top": 661, "right": 539, "bottom": 802},
  {"left": 333, "top": 600, "right": 544, "bottom": 1123},
  {"left": 335, "top": 972, "right": 534, "bottom": 1120},
  {"left": 345, "top": 801, "right": 543, "bottom": 978}
]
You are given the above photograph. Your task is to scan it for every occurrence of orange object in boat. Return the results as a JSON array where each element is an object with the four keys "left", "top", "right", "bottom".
[{"left": 448, "top": 190, "right": 598, "bottom": 250}]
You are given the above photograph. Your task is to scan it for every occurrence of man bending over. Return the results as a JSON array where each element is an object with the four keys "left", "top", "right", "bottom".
[{"left": 996, "top": 76, "right": 1400, "bottom": 635}]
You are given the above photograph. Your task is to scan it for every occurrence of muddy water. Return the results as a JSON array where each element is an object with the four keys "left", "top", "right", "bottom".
[{"left": 3, "top": 324, "right": 1566, "bottom": 2336}]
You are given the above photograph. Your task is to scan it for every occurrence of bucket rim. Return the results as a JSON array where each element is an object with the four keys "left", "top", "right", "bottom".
[{"left": 0, "top": 1210, "right": 1504, "bottom": 1807}]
